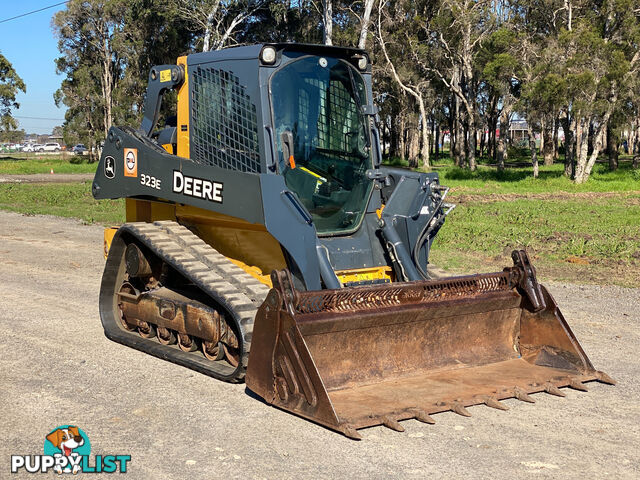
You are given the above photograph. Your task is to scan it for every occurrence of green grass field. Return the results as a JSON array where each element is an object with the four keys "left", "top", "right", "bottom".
[
  {"left": 387, "top": 156, "right": 640, "bottom": 194},
  {"left": 429, "top": 193, "right": 640, "bottom": 287},
  {"left": 0, "top": 182, "right": 124, "bottom": 224},
  {"left": 0, "top": 154, "right": 98, "bottom": 174},
  {"left": 0, "top": 155, "right": 638, "bottom": 286}
]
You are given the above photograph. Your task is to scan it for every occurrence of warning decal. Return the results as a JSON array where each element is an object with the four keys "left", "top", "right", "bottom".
[{"left": 124, "top": 148, "right": 138, "bottom": 177}]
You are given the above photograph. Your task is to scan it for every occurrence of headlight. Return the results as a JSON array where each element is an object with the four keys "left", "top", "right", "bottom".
[
  {"left": 261, "top": 46, "right": 277, "bottom": 65},
  {"left": 357, "top": 56, "right": 368, "bottom": 71}
]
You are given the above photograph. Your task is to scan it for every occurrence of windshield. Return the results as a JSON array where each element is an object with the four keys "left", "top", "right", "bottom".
[{"left": 270, "top": 56, "right": 373, "bottom": 235}]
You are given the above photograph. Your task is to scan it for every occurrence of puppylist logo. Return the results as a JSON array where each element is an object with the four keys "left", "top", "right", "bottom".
[{"left": 11, "top": 425, "right": 131, "bottom": 474}]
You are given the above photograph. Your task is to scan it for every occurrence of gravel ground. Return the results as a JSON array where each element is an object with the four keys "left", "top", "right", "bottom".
[{"left": 1, "top": 211, "right": 638, "bottom": 479}]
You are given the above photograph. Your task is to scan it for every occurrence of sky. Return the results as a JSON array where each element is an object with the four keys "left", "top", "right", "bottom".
[{"left": 0, "top": 1, "right": 69, "bottom": 135}]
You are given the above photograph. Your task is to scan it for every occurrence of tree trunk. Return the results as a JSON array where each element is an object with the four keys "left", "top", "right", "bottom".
[
  {"left": 454, "top": 103, "right": 464, "bottom": 167},
  {"left": 357, "top": 0, "right": 376, "bottom": 49},
  {"left": 562, "top": 114, "right": 574, "bottom": 177},
  {"left": 408, "top": 121, "right": 420, "bottom": 168},
  {"left": 435, "top": 123, "right": 440, "bottom": 160},
  {"left": 201, "top": 1, "right": 221, "bottom": 52},
  {"left": 488, "top": 110, "right": 496, "bottom": 160},
  {"left": 528, "top": 125, "right": 538, "bottom": 178},
  {"left": 463, "top": 122, "right": 470, "bottom": 168},
  {"left": 99, "top": 19, "right": 114, "bottom": 140},
  {"left": 553, "top": 114, "right": 560, "bottom": 162},
  {"left": 573, "top": 117, "right": 589, "bottom": 183},
  {"left": 607, "top": 123, "right": 618, "bottom": 171},
  {"left": 322, "top": 0, "right": 333, "bottom": 45},
  {"left": 399, "top": 115, "right": 406, "bottom": 160},
  {"left": 389, "top": 117, "right": 397, "bottom": 157},
  {"left": 496, "top": 105, "right": 510, "bottom": 171},
  {"left": 465, "top": 110, "right": 477, "bottom": 171},
  {"left": 448, "top": 98, "right": 456, "bottom": 160},
  {"left": 575, "top": 88, "right": 618, "bottom": 183},
  {"left": 417, "top": 97, "right": 430, "bottom": 169},
  {"left": 543, "top": 116, "right": 554, "bottom": 165}
]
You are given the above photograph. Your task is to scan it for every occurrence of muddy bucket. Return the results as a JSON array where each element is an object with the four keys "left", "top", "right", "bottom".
[{"left": 246, "top": 251, "right": 614, "bottom": 439}]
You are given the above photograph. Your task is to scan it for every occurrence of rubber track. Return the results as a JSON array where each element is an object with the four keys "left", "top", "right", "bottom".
[{"left": 122, "top": 221, "right": 271, "bottom": 380}]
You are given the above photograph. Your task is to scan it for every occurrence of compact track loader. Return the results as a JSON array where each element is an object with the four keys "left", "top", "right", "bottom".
[{"left": 94, "top": 43, "right": 613, "bottom": 439}]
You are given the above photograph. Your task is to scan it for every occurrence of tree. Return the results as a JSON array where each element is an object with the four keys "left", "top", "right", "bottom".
[
  {"left": 377, "top": 2, "right": 432, "bottom": 168},
  {"left": 0, "top": 52, "right": 26, "bottom": 133},
  {"left": 54, "top": 0, "right": 193, "bottom": 158},
  {"left": 480, "top": 28, "right": 520, "bottom": 170},
  {"left": 0, "top": 129, "right": 25, "bottom": 143},
  {"left": 409, "top": 0, "right": 496, "bottom": 171},
  {"left": 54, "top": 0, "right": 124, "bottom": 147},
  {"left": 176, "top": 0, "right": 267, "bottom": 51}
]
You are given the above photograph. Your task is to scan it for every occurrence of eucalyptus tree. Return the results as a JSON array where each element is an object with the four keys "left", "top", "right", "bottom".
[{"left": 0, "top": 52, "right": 26, "bottom": 133}]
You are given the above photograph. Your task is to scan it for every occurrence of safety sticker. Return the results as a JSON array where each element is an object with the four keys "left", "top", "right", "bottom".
[
  {"left": 159, "top": 69, "right": 172, "bottom": 82},
  {"left": 124, "top": 148, "right": 137, "bottom": 177}
]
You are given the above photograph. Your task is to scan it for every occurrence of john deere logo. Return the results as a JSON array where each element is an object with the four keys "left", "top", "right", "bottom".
[
  {"left": 10, "top": 425, "right": 131, "bottom": 474},
  {"left": 104, "top": 156, "right": 115, "bottom": 179}
]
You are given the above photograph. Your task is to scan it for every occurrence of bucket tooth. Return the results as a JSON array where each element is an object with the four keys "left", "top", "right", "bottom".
[
  {"left": 339, "top": 424, "right": 362, "bottom": 441},
  {"left": 382, "top": 416, "right": 405, "bottom": 432},
  {"left": 544, "top": 383, "right": 566, "bottom": 397},
  {"left": 514, "top": 387, "right": 535, "bottom": 403},
  {"left": 569, "top": 379, "right": 588, "bottom": 392},
  {"left": 452, "top": 403, "right": 472, "bottom": 417},
  {"left": 484, "top": 396, "right": 509, "bottom": 411},
  {"left": 595, "top": 371, "right": 616, "bottom": 385},
  {"left": 412, "top": 409, "right": 436, "bottom": 424}
]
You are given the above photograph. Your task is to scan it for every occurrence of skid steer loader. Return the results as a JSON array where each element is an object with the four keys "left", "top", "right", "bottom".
[{"left": 93, "top": 43, "right": 613, "bottom": 439}]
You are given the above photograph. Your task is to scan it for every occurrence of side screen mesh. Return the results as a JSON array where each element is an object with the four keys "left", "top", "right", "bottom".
[{"left": 191, "top": 66, "right": 261, "bottom": 173}]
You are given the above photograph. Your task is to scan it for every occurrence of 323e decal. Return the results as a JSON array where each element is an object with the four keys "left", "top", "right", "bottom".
[{"left": 140, "top": 174, "right": 161, "bottom": 190}]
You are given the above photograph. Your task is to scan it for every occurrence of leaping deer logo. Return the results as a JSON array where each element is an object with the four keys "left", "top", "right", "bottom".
[{"left": 104, "top": 156, "right": 115, "bottom": 178}]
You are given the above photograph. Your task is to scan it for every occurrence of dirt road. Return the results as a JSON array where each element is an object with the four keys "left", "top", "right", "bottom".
[{"left": 1, "top": 211, "right": 638, "bottom": 479}]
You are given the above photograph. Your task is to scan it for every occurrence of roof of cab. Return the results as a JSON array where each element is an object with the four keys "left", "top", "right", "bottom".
[{"left": 187, "top": 43, "right": 368, "bottom": 66}]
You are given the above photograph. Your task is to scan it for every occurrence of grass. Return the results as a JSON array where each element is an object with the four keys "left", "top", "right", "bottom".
[
  {"left": 0, "top": 155, "right": 97, "bottom": 174},
  {"left": 429, "top": 192, "right": 640, "bottom": 287},
  {"left": 0, "top": 182, "right": 124, "bottom": 225},
  {"left": 386, "top": 155, "right": 640, "bottom": 194}
]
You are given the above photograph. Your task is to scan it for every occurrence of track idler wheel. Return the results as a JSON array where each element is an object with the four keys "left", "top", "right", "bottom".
[
  {"left": 223, "top": 344, "right": 240, "bottom": 368},
  {"left": 157, "top": 327, "right": 176, "bottom": 345},
  {"left": 202, "top": 340, "right": 225, "bottom": 361},
  {"left": 138, "top": 321, "right": 156, "bottom": 339},
  {"left": 177, "top": 333, "right": 198, "bottom": 352}
]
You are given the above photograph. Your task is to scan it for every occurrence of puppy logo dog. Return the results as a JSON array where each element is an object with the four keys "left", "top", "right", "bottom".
[
  {"left": 45, "top": 426, "right": 87, "bottom": 475},
  {"left": 11, "top": 425, "right": 130, "bottom": 474}
]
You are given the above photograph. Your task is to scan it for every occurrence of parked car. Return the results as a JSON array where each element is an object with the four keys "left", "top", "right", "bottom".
[
  {"left": 22, "top": 144, "right": 35, "bottom": 152},
  {"left": 41, "top": 143, "right": 62, "bottom": 152},
  {"left": 1, "top": 144, "right": 20, "bottom": 152},
  {"left": 72, "top": 144, "right": 88, "bottom": 154}
]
